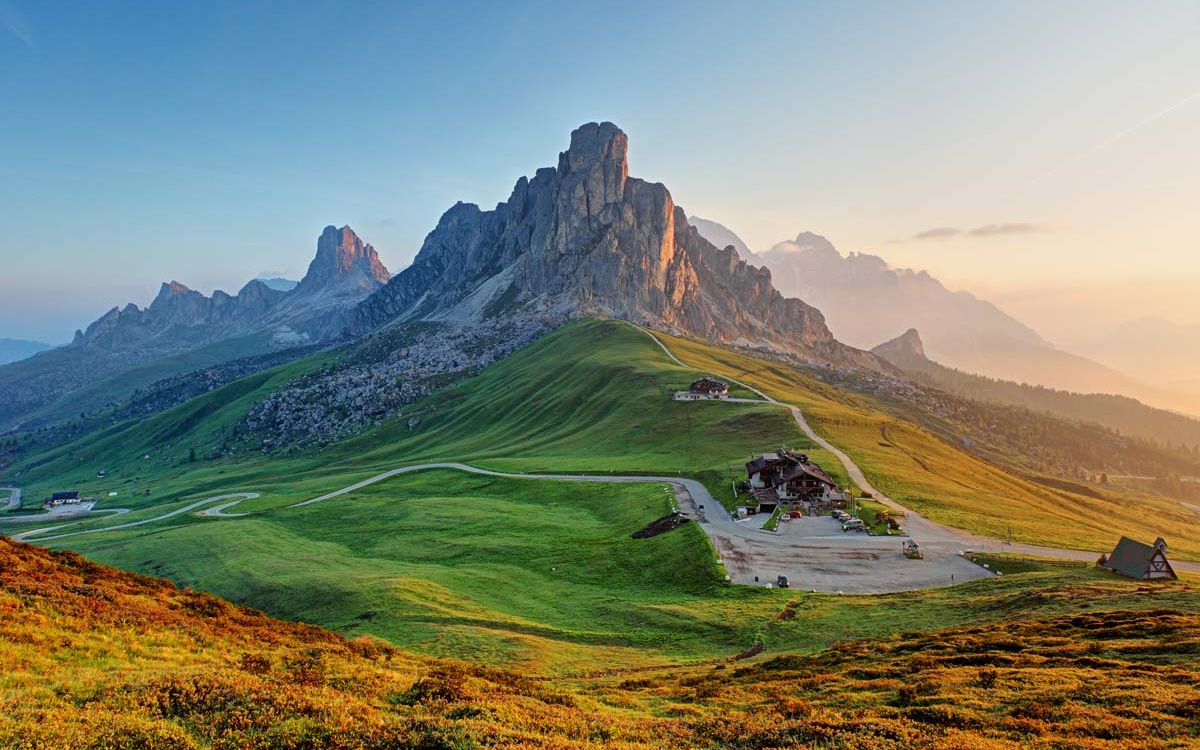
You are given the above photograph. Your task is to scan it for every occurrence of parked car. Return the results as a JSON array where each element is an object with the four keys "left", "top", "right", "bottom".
[{"left": 777, "top": 575, "right": 790, "bottom": 588}]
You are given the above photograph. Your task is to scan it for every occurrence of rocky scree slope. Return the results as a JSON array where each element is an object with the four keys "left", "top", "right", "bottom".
[{"left": 350, "top": 122, "right": 882, "bottom": 370}]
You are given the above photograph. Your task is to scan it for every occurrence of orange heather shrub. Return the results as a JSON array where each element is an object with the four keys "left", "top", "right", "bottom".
[{"left": 1, "top": 537, "right": 1198, "bottom": 749}]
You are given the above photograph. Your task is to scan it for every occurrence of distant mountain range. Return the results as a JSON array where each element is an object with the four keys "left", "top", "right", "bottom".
[
  {"left": 256, "top": 276, "right": 299, "bottom": 292},
  {"left": 0, "top": 226, "right": 389, "bottom": 431},
  {"left": 687, "top": 216, "right": 752, "bottom": 260},
  {"left": 1076, "top": 316, "right": 1200, "bottom": 396},
  {"left": 0, "top": 339, "right": 53, "bottom": 366},
  {"left": 689, "top": 219, "right": 1200, "bottom": 417},
  {"left": 872, "top": 328, "right": 1200, "bottom": 449}
]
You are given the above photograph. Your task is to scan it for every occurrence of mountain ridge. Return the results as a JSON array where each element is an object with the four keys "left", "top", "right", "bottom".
[
  {"left": 872, "top": 328, "right": 1200, "bottom": 448},
  {"left": 350, "top": 122, "right": 883, "bottom": 370},
  {"left": 0, "top": 338, "right": 53, "bottom": 366},
  {"left": 0, "top": 225, "right": 389, "bottom": 432},
  {"left": 688, "top": 219, "right": 1200, "bottom": 416}
]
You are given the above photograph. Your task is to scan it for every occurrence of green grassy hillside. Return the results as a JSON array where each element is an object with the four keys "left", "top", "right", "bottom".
[
  {"left": 64, "top": 470, "right": 744, "bottom": 673},
  {"left": 4, "top": 320, "right": 830, "bottom": 672},
  {"left": 6, "top": 319, "right": 839, "bottom": 516},
  {"left": 657, "top": 330, "right": 1200, "bottom": 557},
  {"left": 7, "top": 318, "right": 1200, "bottom": 676}
]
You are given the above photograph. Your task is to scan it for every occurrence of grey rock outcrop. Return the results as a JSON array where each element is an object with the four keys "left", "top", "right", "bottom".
[
  {"left": 295, "top": 225, "right": 390, "bottom": 295},
  {"left": 871, "top": 328, "right": 928, "bottom": 369},
  {"left": 351, "top": 122, "right": 878, "bottom": 368}
]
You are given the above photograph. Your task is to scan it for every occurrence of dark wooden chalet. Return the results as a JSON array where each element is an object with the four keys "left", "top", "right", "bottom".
[
  {"left": 43, "top": 490, "right": 83, "bottom": 509},
  {"left": 689, "top": 377, "right": 729, "bottom": 397},
  {"left": 1099, "top": 537, "right": 1177, "bottom": 580},
  {"left": 746, "top": 450, "right": 837, "bottom": 505}
]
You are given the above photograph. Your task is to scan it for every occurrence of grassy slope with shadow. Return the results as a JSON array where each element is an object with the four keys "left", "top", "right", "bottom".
[{"left": 655, "top": 329, "right": 1200, "bottom": 558}]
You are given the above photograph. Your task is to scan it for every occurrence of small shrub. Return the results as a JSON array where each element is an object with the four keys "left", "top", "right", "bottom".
[
  {"left": 977, "top": 667, "right": 998, "bottom": 690},
  {"left": 282, "top": 649, "right": 325, "bottom": 686},
  {"left": 238, "top": 653, "right": 271, "bottom": 675},
  {"left": 894, "top": 684, "right": 919, "bottom": 706}
]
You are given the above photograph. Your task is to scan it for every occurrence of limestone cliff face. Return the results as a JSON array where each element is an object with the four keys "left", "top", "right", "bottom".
[
  {"left": 351, "top": 122, "right": 876, "bottom": 367},
  {"left": 295, "top": 225, "right": 390, "bottom": 294}
]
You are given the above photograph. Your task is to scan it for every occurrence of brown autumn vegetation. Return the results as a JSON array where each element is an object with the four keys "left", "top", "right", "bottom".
[{"left": 2, "top": 537, "right": 1198, "bottom": 749}]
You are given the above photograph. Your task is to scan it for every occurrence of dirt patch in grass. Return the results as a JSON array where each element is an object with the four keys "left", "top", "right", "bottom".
[{"left": 631, "top": 513, "right": 691, "bottom": 539}]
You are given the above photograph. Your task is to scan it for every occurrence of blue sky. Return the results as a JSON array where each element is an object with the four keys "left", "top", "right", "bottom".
[{"left": 2, "top": 0, "right": 1198, "bottom": 342}]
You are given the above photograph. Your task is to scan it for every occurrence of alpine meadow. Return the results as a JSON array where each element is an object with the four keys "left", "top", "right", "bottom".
[{"left": 3, "top": 3, "right": 1200, "bottom": 748}]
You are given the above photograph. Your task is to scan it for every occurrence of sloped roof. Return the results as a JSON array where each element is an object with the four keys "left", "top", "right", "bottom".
[
  {"left": 781, "top": 460, "right": 836, "bottom": 487},
  {"left": 752, "top": 487, "right": 779, "bottom": 504},
  {"left": 1102, "top": 537, "right": 1174, "bottom": 579},
  {"left": 746, "top": 450, "right": 836, "bottom": 487},
  {"left": 690, "top": 377, "right": 728, "bottom": 392}
]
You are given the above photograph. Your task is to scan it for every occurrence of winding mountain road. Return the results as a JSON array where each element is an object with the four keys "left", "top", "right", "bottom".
[
  {"left": 1, "top": 487, "right": 19, "bottom": 512},
  {"left": 5, "top": 325, "right": 1195, "bottom": 590},
  {"left": 633, "top": 324, "right": 1200, "bottom": 576},
  {"left": 9, "top": 494, "right": 257, "bottom": 542}
]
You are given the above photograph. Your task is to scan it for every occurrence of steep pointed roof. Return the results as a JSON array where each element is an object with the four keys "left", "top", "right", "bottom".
[{"left": 1102, "top": 537, "right": 1176, "bottom": 580}]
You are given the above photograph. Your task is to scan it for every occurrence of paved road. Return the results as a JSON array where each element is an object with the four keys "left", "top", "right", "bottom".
[
  {"left": 1, "top": 487, "right": 19, "bottom": 512},
  {"left": 4, "top": 460, "right": 967, "bottom": 591},
  {"left": 10, "top": 494, "right": 258, "bottom": 542}
]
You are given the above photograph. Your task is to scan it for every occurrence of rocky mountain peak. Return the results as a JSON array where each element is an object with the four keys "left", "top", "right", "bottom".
[
  {"left": 764, "top": 231, "right": 839, "bottom": 259},
  {"left": 150, "top": 280, "right": 193, "bottom": 303},
  {"left": 350, "top": 122, "right": 883, "bottom": 371},
  {"left": 557, "top": 122, "right": 629, "bottom": 210},
  {"left": 297, "top": 225, "right": 391, "bottom": 293},
  {"left": 871, "top": 328, "right": 929, "bottom": 366}
]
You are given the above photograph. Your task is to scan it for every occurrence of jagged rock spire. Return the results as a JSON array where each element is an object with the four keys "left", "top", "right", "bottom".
[{"left": 297, "top": 225, "right": 390, "bottom": 293}]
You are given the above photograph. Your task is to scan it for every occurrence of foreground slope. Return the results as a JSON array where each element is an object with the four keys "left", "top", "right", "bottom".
[{"left": 4, "top": 536, "right": 1200, "bottom": 749}]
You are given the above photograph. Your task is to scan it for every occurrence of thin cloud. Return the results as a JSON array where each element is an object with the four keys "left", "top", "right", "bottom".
[
  {"left": 1043, "top": 90, "right": 1200, "bottom": 181},
  {"left": 968, "top": 223, "right": 1042, "bottom": 237},
  {"left": 913, "top": 227, "right": 962, "bottom": 241},
  {"left": 0, "top": 1, "right": 32, "bottom": 48},
  {"left": 901, "top": 223, "right": 1046, "bottom": 243}
]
